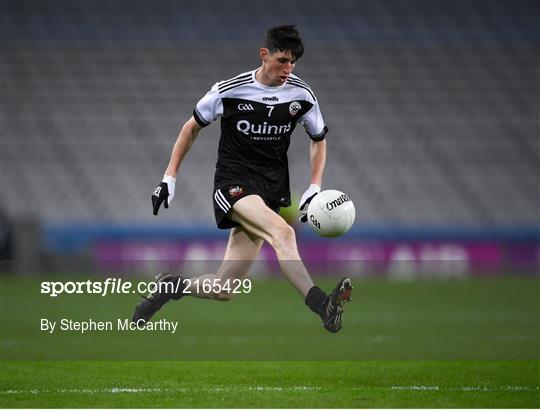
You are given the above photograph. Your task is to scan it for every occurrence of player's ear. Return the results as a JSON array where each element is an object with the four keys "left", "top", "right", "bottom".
[{"left": 259, "top": 48, "right": 269, "bottom": 62}]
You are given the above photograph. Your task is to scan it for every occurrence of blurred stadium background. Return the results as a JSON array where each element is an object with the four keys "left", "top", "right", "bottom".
[{"left": 1, "top": 0, "right": 538, "bottom": 276}]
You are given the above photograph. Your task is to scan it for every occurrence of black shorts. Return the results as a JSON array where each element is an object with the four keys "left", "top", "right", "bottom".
[{"left": 213, "top": 182, "right": 281, "bottom": 229}]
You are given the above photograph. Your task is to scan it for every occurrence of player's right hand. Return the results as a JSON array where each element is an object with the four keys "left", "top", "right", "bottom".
[{"left": 151, "top": 175, "right": 176, "bottom": 215}]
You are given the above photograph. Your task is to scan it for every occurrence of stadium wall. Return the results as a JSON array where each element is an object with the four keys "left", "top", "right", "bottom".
[{"left": 36, "top": 223, "right": 540, "bottom": 277}]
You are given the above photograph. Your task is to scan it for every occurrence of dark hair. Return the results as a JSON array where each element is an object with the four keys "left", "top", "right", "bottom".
[{"left": 264, "top": 25, "right": 304, "bottom": 60}]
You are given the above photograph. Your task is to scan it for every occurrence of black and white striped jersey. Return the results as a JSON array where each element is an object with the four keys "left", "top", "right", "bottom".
[{"left": 192, "top": 69, "right": 328, "bottom": 207}]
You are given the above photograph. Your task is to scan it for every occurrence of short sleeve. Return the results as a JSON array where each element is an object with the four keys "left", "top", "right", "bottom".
[
  {"left": 299, "top": 99, "right": 328, "bottom": 141},
  {"left": 193, "top": 83, "right": 223, "bottom": 127}
]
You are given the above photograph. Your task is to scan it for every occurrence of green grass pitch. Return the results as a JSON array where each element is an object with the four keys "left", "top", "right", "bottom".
[{"left": 1, "top": 276, "right": 539, "bottom": 407}]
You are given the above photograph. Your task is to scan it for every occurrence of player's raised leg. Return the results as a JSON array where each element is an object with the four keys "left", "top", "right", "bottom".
[
  {"left": 230, "top": 194, "right": 352, "bottom": 332},
  {"left": 131, "top": 226, "right": 262, "bottom": 323}
]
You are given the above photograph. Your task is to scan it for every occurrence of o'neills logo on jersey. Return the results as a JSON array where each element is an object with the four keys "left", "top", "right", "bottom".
[
  {"left": 263, "top": 96, "right": 279, "bottom": 102},
  {"left": 326, "top": 194, "right": 350, "bottom": 211},
  {"left": 237, "top": 120, "right": 291, "bottom": 136}
]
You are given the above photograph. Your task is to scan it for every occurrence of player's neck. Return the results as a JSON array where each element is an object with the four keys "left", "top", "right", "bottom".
[{"left": 255, "top": 67, "right": 277, "bottom": 87}]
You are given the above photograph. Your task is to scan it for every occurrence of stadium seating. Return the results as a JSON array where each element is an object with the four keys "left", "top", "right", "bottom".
[{"left": 1, "top": 0, "right": 538, "bottom": 226}]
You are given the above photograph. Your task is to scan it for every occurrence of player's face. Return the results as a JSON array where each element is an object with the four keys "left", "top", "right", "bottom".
[{"left": 261, "top": 49, "right": 296, "bottom": 86}]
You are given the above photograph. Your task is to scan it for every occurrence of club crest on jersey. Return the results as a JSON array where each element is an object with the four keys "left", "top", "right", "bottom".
[
  {"left": 289, "top": 101, "right": 301, "bottom": 116},
  {"left": 228, "top": 186, "right": 243, "bottom": 197}
]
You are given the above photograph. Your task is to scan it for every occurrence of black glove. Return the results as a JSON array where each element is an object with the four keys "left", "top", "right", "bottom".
[{"left": 151, "top": 176, "right": 176, "bottom": 215}]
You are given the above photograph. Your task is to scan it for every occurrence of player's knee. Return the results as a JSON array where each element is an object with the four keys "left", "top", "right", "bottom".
[{"left": 271, "top": 223, "right": 296, "bottom": 251}]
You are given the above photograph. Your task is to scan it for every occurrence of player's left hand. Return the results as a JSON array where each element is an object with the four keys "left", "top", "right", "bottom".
[
  {"left": 152, "top": 175, "right": 176, "bottom": 215},
  {"left": 299, "top": 183, "right": 320, "bottom": 223}
]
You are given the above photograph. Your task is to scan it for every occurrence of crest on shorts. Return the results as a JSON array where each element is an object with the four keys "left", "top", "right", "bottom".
[
  {"left": 229, "top": 185, "right": 243, "bottom": 197},
  {"left": 289, "top": 101, "right": 301, "bottom": 116}
]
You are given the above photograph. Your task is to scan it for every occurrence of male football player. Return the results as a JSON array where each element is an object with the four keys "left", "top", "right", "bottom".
[{"left": 133, "top": 25, "right": 352, "bottom": 333}]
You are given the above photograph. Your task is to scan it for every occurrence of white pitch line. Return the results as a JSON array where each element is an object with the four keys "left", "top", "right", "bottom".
[
  {"left": 0, "top": 385, "right": 322, "bottom": 395},
  {"left": 390, "top": 385, "right": 539, "bottom": 392},
  {"left": 460, "top": 386, "right": 490, "bottom": 391},
  {"left": 504, "top": 385, "right": 540, "bottom": 391},
  {"left": 2, "top": 385, "right": 537, "bottom": 396},
  {"left": 391, "top": 385, "right": 439, "bottom": 391},
  {"left": 248, "top": 386, "right": 321, "bottom": 392},
  {"left": 0, "top": 387, "right": 167, "bottom": 395},
  {"left": 2, "top": 390, "right": 40, "bottom": 395}
]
